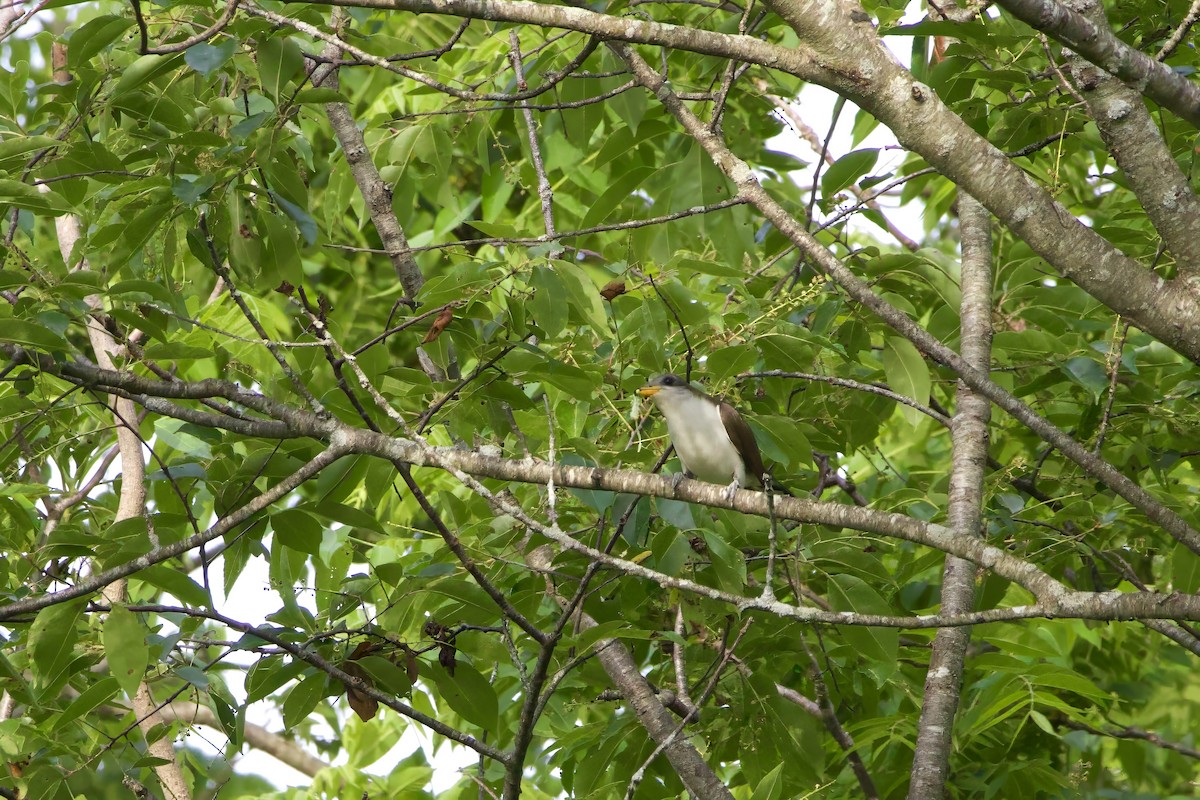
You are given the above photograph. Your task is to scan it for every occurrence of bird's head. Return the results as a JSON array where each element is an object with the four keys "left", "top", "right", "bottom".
[{"left": 637, "top": 374, "right": 693, "bottom": 405}]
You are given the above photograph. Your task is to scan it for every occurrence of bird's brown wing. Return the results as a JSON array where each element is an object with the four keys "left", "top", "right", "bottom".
[{"left": 719, "top": 401, "right": 766, "bottom": 488}]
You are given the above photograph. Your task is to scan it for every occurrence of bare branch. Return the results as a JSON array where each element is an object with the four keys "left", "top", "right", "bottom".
[
  {"left": 131, "top": 0, "right": 239, "bottom": 54},
  {"left": 158, "top": 702, "right": 331, "bottom": 777},
  {"left": 1158, "top": 0, "right": 1200, "bottom": 60},
  {"left": 1065, "top": 0, "right": 1200, "bottom": 272},
  {"left": 908, "top": 192, "right": 993, "bottom": 800},
  {"left": 993, "top": 0, "right": 1200, "bottom": 126},
  {"left": 509, "top": 30, "right": 559, "bottom": 249}
]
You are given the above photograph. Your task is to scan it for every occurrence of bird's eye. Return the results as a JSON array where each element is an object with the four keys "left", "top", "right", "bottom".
[{"left": 663, "top": 375, "right": 679, "bottom": 386}]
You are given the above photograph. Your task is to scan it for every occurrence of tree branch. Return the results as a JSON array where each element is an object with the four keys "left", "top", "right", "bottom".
[
  {"left": 157, "top": 702, "right": 331, "bottom": 777},
  {"left": 311, "top": 7, "right": 426, "bottom": 306},
  {"left": 1064, "top": 0, "right": 1200, "bottom": 273},
  {"left": 0, "top": 442, "right": 349, "bottom": 620},
  {"left": 993, "top": 0, "right": 1200, "bottom": 126},
  {"left": 908, "top": 192, "right": 993, "bottom": 800}
]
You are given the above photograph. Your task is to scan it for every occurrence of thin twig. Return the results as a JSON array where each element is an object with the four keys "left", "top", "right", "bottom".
[
  {"left": 1093, "top": 320, "right": 1129, "bottom": 455},
  {"left": 544, "top": 394, "right": 558, "bottom": 526},
  {"left": 739, "top": 370, "right": 950, "bottom": 426},
  {"left": 199, "top": 218, "right": 324, "bottom": 412},
  {"left": 1158, "top": 0, "right": 1200, "bottom": 60},
  {"left": 132, "top": 0, "right": 239, "bottom": 54},
  {"left": 509, "top": 30, "right": 560, "bottom": 255},
  {"left": 325, "top": 198, "right": 747, "bottom": 257}
]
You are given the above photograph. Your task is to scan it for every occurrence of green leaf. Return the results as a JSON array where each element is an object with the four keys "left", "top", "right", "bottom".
[
  {"left": 705, "top": 345, "right": 757, "bottom": 383},
  {"left": 97, "top": 516, "right": 152, "bottom": 567},
  {"left": 114, "top": 53, "right": 185, "bottom": 96},
  {"left": 821, "top": 148, "right": 879, "bottom": 197},
  {"left": 656, "top": 497, "right": 696, "bottom": 530},
  {"left": 141, "top": 342, "right": 217, "bottom": 361},
  {"left": 1028, "top": 709, "right": 1056, "bottom": 736},
  {"left": 246, "top": 655, "right": 306, "bottom": 702},
  {"left": 580, "top": 165, "right": 654, "bottom": 229},
  {"left": 750, "top": 762, "right": 785, "bottom": 800},
  {"left": 185, "top": 40, "right": 236, "bottom": 77},
  {"left": 283, "top": 671, "right": 328, "bottom": 727},
  {"left": 701, "top": 530, "right": 746, "bottom": 594},
  {"left": 52, "top": 677, "right": 120, "bottom": 732},
  {"left": 257, "top": 35, "right": 304, "bottom": 100},
  {"left": 271, "top": 191, "right": 317, "bottom": 246},
  {"left": 28, "top": 599, "right": 86, "bottom": 690},
  {"left": 882, "top": 336, "right": 931, "bottom": 427},
  {"left": 68, "top": 15, "right": 133, "bottom": 68},
  {"left": 104, "top": 605, "right": 149, "bottom": 699},
  {"left": 176, "top": 665, "right": 209, "bottom": 689},
  {"left": 0, "top": 319, "right": 68, "bottom": 352},
  {"left": 311, "top": 501, "right": 385, "bottom": 535},
  {"left": 529, "top": 266, "right": 566, "bottom": 339},
  {"left": 0, "top": 135, "right": 63, "bottom": 171},
  {"left": 272, "top": 508, "right": 323, "bottom": 555},
  {"left": 827, "top": 574, "right": 898, "bottom": 685},
  {"left": 555, "top": 260, "right": 609, "bottom": 332},
  {"left": 109, "top": 278, "right": 179, "bottom": 309},
  {"left": 136, "top": 565, "right": 211, "bottom": 607},
  {"left": 207, "top": 691, "right": 241, "bottom": 746},
  {"left": 356, "top": 655, "right": 413, "bottom": 697},
  {"left": 1063, "top": 356, "right": 1108, "bottom": 396},
  {"left": 429, "top": 664, "right": 498, "bottom": 732},
  {"left": 0, "top": 180, "right": 70, "bottom": 215},
  {"left": 154, "top": 418, "right": 214, "bottom": 460},
  {"left": 261, "top": 211, "right": 303, "bottom": 286},
  {"left": 1171, "top": 541, "right": 1200, "bottom": 593}
]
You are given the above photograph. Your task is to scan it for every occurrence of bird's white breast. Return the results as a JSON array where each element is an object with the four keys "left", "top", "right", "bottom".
[{"left": 658, "top": 391, "right": 746, "bottom": 486}]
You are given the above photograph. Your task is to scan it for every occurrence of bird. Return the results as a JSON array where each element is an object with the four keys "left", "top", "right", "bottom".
[{"left": 637, "top": 373, "right": 786, "bottom": 500}]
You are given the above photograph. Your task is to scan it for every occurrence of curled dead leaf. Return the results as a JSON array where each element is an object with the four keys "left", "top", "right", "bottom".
[
  {"left": 341, "top": 660, "right": 379, "bottom": 721},
  {"left": 421, "top": 306, "right": 454, "bottom": 344},
  {"left": 599, "top": 280, "right": 627, "bottom": 301}
]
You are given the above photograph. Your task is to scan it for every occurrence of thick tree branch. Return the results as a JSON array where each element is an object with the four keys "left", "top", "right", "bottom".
[
  {"left": 908, "top": 193, "right": 993, "bottom": 800},
  {"left": 524, "top": 545, "right": 736, "bottom": 800},
  {"left": 1064, "top": 0, "right": 1200, "bottom": 273},
  {"left": 992, "top": 0, "right": 1200, "bottom": 126},
  {"left": 763, "top": 0, "right": 1200, "bottom": 363},
  {"left": 13, "top": 357, "right": 1200, "bottom": 630},
  {"left": 158, "top": 702, "right": 331, "bottom": 777},
  {"left": 312, "top": 9, "right": 424, "bottom": 302}
]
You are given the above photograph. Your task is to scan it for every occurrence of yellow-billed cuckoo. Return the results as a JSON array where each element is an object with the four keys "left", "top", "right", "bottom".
[{"left": 638, "top": 374, "right": 785, "bottom": 499}]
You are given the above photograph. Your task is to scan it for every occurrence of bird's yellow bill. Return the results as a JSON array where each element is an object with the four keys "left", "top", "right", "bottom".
[{"left": 637, "top": 386, "right": 661, "bottom": 397}]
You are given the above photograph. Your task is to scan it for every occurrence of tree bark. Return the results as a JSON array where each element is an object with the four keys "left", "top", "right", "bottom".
[
  {"left": 907, "top": 194, "right": 993, "bottom": 799},
  {"left": 1063, "top": 0, "right": 1200, "bottom": 273}
]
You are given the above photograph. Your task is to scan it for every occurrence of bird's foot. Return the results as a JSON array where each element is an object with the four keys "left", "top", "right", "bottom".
[
  {"left": 670, "top": 472, "right": 687, "bottom": 494},
  {"left": 721, "top": 480, "right": 740, "bottom": 503}
]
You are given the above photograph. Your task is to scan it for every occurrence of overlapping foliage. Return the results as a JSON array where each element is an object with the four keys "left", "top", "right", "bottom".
[{"left": 1, "top": 0, "right": 1199, "bottom": 798}]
